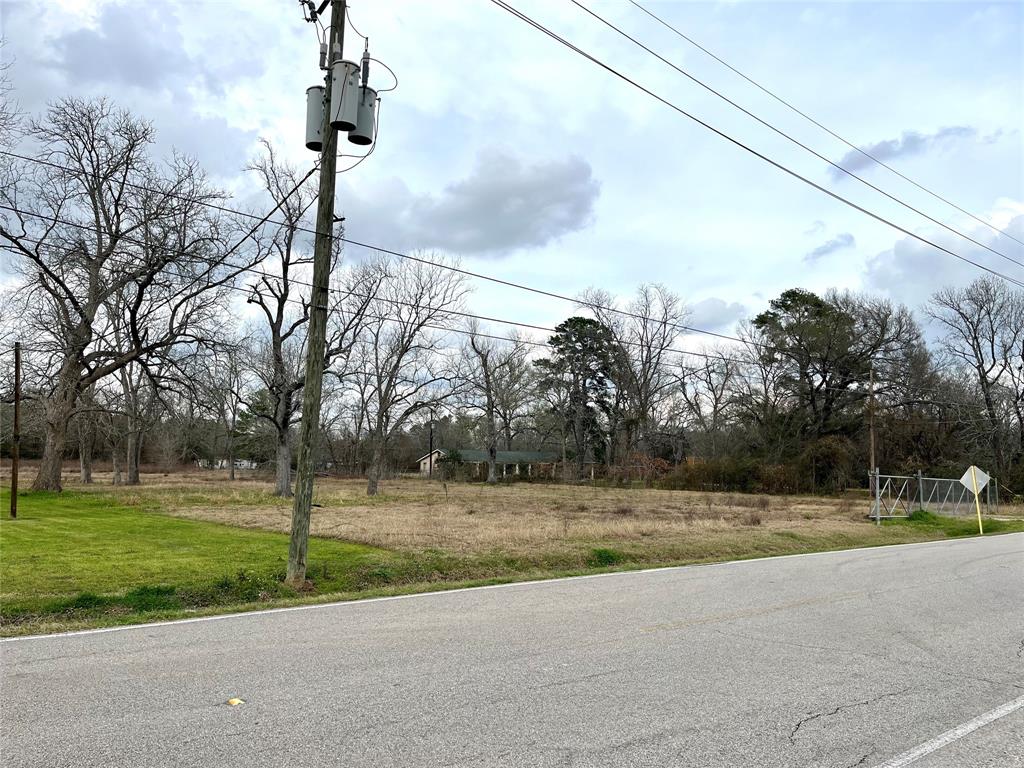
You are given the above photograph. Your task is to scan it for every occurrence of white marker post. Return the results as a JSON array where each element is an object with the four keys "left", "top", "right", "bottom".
[{"left": 959, "top": 465, "right": 990, "bottom": 535}]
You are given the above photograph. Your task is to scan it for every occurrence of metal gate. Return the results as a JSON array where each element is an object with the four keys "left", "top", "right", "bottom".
[{"left": 869, "top": 470, "right": 999, "bottom": 522}]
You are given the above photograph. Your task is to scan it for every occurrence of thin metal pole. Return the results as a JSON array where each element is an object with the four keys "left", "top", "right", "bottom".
[
  {"left": 9, "top": 341, "right": 20, "bottom": 519},
  {"left": 874, "top": 468, "right": 880, "bottom": 525},
  {"left": 286, "top": 0, "right": 346, "bottom": 588},
  {"left": 428, "top": 410, "right": 434, "bottom": 479},
  {"left": 970, "top": 465, "right": 984, "bottom": 535}
]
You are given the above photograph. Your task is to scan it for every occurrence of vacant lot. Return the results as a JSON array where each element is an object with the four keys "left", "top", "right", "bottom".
[{"left": 2, "top": 469, "right": 1021, "bottom": 635}]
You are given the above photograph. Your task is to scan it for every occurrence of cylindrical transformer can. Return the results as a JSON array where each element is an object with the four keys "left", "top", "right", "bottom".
[
  {"left": 329, "top": 60, "right": 360, "bottom": 132},
  {"left": 305, "top": 86, "right": 325, "bottom": 151},
  {"left": 348, "top": 87, "right": 377, "bottom": 146}
]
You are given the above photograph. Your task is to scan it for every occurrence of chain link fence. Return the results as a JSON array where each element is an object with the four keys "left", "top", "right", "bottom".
[{"left": 869, "top": 470, "right": 999, "bottom": 522}]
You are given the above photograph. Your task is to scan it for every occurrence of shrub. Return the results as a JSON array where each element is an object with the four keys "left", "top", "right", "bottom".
[{"left": 587, "top": 547, "right": 625, "bottom": 567}]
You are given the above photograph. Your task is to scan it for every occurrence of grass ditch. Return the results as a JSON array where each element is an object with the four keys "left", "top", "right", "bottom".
[
  {"left": 2, "top": 481, "right": 1022, "bottom": 636},
  {"left": 885, "top": 509, "right": 1020, "bottom": 537}
]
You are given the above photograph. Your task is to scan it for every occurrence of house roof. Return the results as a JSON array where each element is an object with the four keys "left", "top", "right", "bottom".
[{"left": 418, "top": 449, "right": 559, "bottom": 463}]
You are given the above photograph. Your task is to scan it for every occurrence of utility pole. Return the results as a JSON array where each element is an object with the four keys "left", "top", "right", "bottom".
[
  {"left": 868, "top": 362, "right": 876, "bottom": 523},
  {"left": 10, "top": 341, "right": 20, "bottom": 519},
  {"left": 286, "top": 0, "right": 346, "bottom": 588},
  {"left": 428, "top": 409, "right": 435, "bottom": 479}
]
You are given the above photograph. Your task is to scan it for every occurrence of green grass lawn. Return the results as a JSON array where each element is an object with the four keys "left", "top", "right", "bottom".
[
  {"left": 2, "top": 487, "right": 1021, "bottom": 637},
  {"left": 0, "top": 490, "right": 425, "bottom": 634},
  {"left": 889, "top": 509, "right": 1018, "bottom": 537}
]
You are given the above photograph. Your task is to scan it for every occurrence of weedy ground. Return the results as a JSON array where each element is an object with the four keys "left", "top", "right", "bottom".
[{"left": 2, "top": 469, "right": 1020, "bottom": 635}]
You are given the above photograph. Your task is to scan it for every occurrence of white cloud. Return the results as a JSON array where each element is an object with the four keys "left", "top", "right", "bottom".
[
  {"left": 0, "top": 0, "right": 1020, "bottom": 334},
  {"left": 864, "top": 212, "right": 1024, "bottom": 309},
  {"left": 338, "top": 150, "right": 598, "bottom": 257},
  {"left": 804, "top": 232, "right": 855, "bottom": 262},
  {"left": 689, "top": 297, "right": 747, "bottom": 334},
  {"left": 830, "top": 126, "right": 977, "bottom": 180}
]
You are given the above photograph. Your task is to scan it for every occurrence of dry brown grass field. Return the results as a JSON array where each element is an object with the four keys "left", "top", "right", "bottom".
[
  {"left": 4, "top": 465, "right": 1022, "bottom": 634},
  {"left": 9, "top": 464, "right": 1006, "bottom": 562},
  {"left": 163, "top": 474, "right": 866, "bottom": 555}
]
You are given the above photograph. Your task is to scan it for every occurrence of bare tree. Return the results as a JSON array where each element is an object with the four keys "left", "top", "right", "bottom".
[
  {"left": 356, "top": 254, "right": 469, "bottom": 496},
  {"left": 677, "top": 349, "right": 738, "bottom": 459},
  {"left": 927, "top": 277, "right": 1024, "bottom": 476},
  {"left": 72, "top": 385, "right": 99, "bottom": 483},
  {"left": 464, "top": 322, "right": 500, "bottom": 483},
  {"left": 492, "top": 330, "right": 536, "bottom": 450},
  {"left": 198, "top": 336, "right": 250, "bottom": 480},
  {"left": 0, "top": 41, "right": 21, "bottom": 146},
  {"left": 1004, "top": 317, "right": 1024, "bottom": 465},
  {"left": 579, "top": 284, "right": 685, "bottom": 462},
  {"left": 0, "top": 98, "right": 251, "bottom": 490},
  {"left": 242, "top": 141, "right": 379, "bottom": 496},
  {"left": 731, "top": 320, "right": 800, "bottom": 462},
  {"left": 462, "top": 322, "right": 531, "bottom": 483}
]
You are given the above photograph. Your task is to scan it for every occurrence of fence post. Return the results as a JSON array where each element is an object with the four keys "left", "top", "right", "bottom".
[
  {"left": 916, "top": 470, "right": 923, "bottom": 511},
  {"left": 873, "top": 468, "right": 880, "bottom": 525}
]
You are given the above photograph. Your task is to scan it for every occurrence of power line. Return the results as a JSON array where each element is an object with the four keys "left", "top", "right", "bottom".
[
  {"left": 1, "top": 199, "right": 1009, "bottom": 412},
  {"left": 3, "top": 147, "right": 1020, "bottom": 369},
  {"left": 569, "top": 0, "right": 1024, "bottom": 272},
  {"left": 0, "top": 154, "right": 796, "bottom": 354},
  {"left": 221, "top": 164, "right": 319, "bottom": 264},
  {"left": 484, "top": 0, "right": 1024, "bottom": 291},
  {"left": 9, "top": 273, "right": 998, "bottom": 430},
  {"left": 4, "top": 215, "right": 1004, "bottom": 416},
  {"left": 626, "top": 0, "right": 1024, "bottom": 251},
  {"left": 0, "top": 203, "right": 897, "bottom": 373},
  {"left": 0, "top": 149, "right": 338, "bottom": 239}
]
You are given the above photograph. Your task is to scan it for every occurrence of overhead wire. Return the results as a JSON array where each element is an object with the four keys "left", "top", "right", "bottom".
[
  {"left": 0, "top": 203, "right": 879, "bottom": 374},
  {"left": 625, "top": 0, "right": 1024, "bottom": 250},
  {"left": 1, "top": 2, "right": 1020, "bottom": 364},
  {"left": 0, "top": 148, "right": 1014, "bottom": 372},
  {"left": 568, "top": 0, "right": 1024, "bottom": 271},
  {"left": 11, "top": 267, "right": 998, "bottom": 428},
  {"left": 2, "top": 9, "right": 1007, "bottom": 440},
  {"left": 483, "top": 0, "right": 1024, "bottom": 291},
  {"left": 0, "top": 148, "right": 806, "bottom": 355},
  {"left": 2, "top": 205, "right": 1004, "bottom": 416},
  {"left": 344, "top": 4, "right": 367, "bottom": 41},
  {"left": 337, "top": 99, "right": 381, "bottom": 171}
]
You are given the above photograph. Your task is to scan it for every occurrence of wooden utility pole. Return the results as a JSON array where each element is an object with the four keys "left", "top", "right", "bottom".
[
  {"left": 10, "top": 341, "right": 20, "bottom": 519},
  {"left": 286, "top": 0, "right": 346, "bottom": 588},
  {"left": 868, "top": 362, "right": 876, "bottom": 523},
  {"left": 428, "top": 409, "right": 435, "bottom": 478},
  {"left": 868, "top": 363, "right": 876, "bottom": 475}
]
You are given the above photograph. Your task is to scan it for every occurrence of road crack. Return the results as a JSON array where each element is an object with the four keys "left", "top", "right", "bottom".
[
  {"left": 1016, "top": 638, "right": 1023, "bottom": 659},
  {"left": 843, "top": 749, "right": 875, "bottom": 768},
  {"left": 789, "top": 688, "right": 909, "bottom": 744}
]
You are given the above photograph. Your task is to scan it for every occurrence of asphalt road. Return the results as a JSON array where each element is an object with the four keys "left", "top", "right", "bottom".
[{"left": 2, "top": 534, "right": 1022, "bottom": 768}]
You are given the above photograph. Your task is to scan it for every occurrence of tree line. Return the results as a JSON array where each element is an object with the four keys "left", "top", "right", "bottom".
[{"left": 2, "top": 99, "right": 1022, "bottom": 497}]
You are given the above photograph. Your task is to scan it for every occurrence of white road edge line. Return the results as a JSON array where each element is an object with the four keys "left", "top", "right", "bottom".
[
  {"left": 2, "top": 532, "right": 1020, "bottom": 643},
  {"left": 873, "top": 694, "right": 1024, "bottom": 768}
]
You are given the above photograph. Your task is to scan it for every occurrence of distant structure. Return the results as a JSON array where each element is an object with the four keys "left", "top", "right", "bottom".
[
  {"left": 196, "top": 459, "right": 258, "bottom": 471},
  {"left": 417, "top": 449, "right": 559, "bottom": 478}
]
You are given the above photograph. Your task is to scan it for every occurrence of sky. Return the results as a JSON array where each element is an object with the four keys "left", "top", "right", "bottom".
[{"left": 1, "top": 0, "right": 1022, "bottom": 347}]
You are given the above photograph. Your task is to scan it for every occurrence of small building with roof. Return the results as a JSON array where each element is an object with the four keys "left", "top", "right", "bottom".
[{"left": 417, "top": 448, "right": 559, "bottom": 478}]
